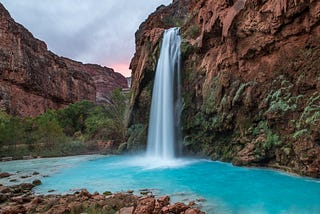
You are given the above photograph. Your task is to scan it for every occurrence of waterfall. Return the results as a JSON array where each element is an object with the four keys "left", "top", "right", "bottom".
[{"left": 147, "top": 27, "right": 182, "bottom": 160}]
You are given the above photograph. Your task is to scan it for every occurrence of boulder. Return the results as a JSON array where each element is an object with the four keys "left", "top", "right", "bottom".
[
  {"left": 0, "top": 193, "right": 7, "bottom": 203},
  {"left": 185, "top": 208, "right": 206, "bottom": 214},
  {"left": 117, "top": 206, "right": 135, "bottom": 214},
  {"left": 161, "top": 202, "right": 189, "bottom": 213},
  {"left": 32, "top": 179, "right": 42, "bottom": 186},
  {"left": 134, "top": 196, "right": 156, "bottom": 214},
  {"left": 0, "top": 172, "right": 12, "bottom": 178},
  {"left": 18, "top": 183, "right": 35, "bottom": 191}
]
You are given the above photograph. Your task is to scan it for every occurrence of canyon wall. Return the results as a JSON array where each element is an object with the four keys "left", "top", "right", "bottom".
[
  {"left": 0, "top": 3, "right": 127, "bottom": 116},
  {"left": 128, "top": 0, "right": 320, "bottom": 177}
]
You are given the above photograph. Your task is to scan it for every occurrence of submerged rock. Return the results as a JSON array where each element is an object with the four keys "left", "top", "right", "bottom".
[{"left": 32, "top": 179, "right": 42, "bottom": 186}]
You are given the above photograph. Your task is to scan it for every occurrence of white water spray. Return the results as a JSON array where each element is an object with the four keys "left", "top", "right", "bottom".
[{"left": 146, "top": 27, "right": 182, "bottom": 161}]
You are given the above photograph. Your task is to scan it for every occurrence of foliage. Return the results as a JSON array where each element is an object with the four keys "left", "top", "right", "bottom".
[
  {"left": 103, "top": 89, "right": 129, "bottom": 145},
  {"left": 232, "top": 82, "right": 251, "bottom": 106},
  {"left": 299, "top": 92, "right": 320, "bottom": 127},
  {"left": 291, "top": 92, "right": 320, "bottom": 140},
  {"left": 84, "top": 106, "right": 110, "bottom": 140},
  {"left": 0, "top": 88, "right": 130, "bottom": 158},
  {"left": 264, "top": 76, "right": 302, "bottom": 115},
  {"left": 33, "top": 112, "right": 65, "bottom": 149},
  {"left": 252, "top": 121, "right": 282, "bottom": 149},
  {"left": 0, "top": 115, "right": 24, "bottom": 148},
  {"left": 293, "top": 129, "right": 309, "bottom": 140},
  {"left": 56, "top": 100, "right": 95, "bottom": 136}
]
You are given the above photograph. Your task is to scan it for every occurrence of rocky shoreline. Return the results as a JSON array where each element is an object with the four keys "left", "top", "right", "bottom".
[{"left": 0, "top": 182, "right": 205, "bottom": 214}]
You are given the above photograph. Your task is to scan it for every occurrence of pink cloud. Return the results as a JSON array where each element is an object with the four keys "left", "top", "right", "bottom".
[{"left": 110, "top": 63, "right": 131, "bottom": 77}]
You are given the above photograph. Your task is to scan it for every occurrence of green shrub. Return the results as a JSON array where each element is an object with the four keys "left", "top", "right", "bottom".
[
  {"left": 265, "top": 132, "right": 281, "bottom": 149},
  {"left": 56, "top": 100, "right": 95, "bottom": 136},
  {"left": 293, "top": 129, "right": 309, "bottom": 140},
  {"left": 33, "top": 115, "right": 66, "bottom": 149},
  {"left": 0, "top": 88, "right": 130, "bottom": 158},
  {"left": 84, "top": 106, "right": 111, "bottom": 140},
  {"left": 299, "top": 93, "right": 320, "bottom": 127},
  {"left": 252, "top": 121, "right": 282, "bottom": 149}
]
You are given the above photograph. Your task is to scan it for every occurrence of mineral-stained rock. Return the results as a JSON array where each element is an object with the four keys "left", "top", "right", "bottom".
[
  {"left": 128, "top": 0, "right": 320, "bottom": 178},
  {"left": 185, "top": 208, "right": 206, "bottom": 214},
  {"left": 0, "top": 3, "right": 127, "bottom": 116},
  {"left": 153, "top": 195, "right": 171, "bottom": 213},
  {"left": 161, "top": 202, "right": 189, "bottom": 213},
  {"left": 134, "top": 196, "right": 156, "bottom": 214},
  {"left": 157, "top": 195, "right": 170, "bottom": 207}
]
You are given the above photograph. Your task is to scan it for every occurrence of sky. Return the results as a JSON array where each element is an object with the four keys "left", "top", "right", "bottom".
[{"left": 1, "top": 0, "right": 172, "bottom": 77}]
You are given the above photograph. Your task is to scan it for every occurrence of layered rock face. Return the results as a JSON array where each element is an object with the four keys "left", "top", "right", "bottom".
[
  {"left": 0, "top": 4, "right": 127, "bottom": 116},
  {"left": 129, "top": 0, "right": 320, "bottom": 177},
  {"left": 62, "top": 60, "right": 128, "bottom": 105}
]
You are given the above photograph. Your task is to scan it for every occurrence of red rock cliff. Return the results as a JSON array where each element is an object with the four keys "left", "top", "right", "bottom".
[
  {"left": 128, "top": 0, "right": 320, "bottom": 177},
  {"left": 0, "top": 4, "right": 127, "bottom": 116}
]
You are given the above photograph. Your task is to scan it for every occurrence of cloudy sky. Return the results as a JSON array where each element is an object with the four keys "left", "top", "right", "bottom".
[{"left": 1, "top": 0, "right": 172, "bottom": 77}]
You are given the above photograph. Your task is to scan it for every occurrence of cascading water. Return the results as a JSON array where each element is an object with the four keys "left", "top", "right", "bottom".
[{"left": 146, "top": 27, "right": 182, "bottom": 160}]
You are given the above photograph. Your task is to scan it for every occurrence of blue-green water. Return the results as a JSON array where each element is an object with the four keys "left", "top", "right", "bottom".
[{"left": 1, "top": 155, "right": 320, "bottom": 213}]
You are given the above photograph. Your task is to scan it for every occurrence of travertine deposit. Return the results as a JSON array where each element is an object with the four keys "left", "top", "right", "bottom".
[{"left": 128, "top": 0, "right": 320, "bottom": 177}]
